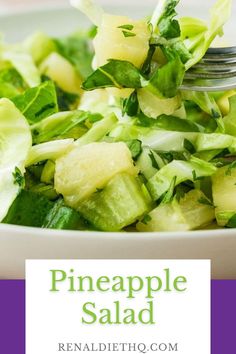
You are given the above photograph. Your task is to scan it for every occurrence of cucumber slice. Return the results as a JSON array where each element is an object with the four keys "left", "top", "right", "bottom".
[
  {"left": 78, "top": 173, "right": 150, "bottom": 231},
  {"left": 137, "top": 190, "right": 215, "bottom": 232},
  {"left": 212, "top": 166, "right": 236, "bottom": 226},
  {"left": 42, "top": 199, "right": 86, "bottom": 230}
]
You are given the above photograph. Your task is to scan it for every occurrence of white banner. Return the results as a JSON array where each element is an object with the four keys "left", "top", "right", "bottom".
[{"left": 26, "top": 260, "right": 210, "bottom": 354}]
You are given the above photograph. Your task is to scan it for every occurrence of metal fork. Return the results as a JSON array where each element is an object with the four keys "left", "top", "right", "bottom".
[{"left": 181, "top": 47, "right": 236, "bottom": 92}]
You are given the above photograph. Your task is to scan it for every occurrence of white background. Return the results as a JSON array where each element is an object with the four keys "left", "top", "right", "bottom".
[
  {"left": 1, "top": 0, "right": 234, "bottom": 14},
  {"left": 26, "top": 260, "right": 210, "bottom": 354}
]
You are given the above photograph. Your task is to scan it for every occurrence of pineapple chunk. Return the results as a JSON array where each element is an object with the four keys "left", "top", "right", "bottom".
[
  {"left": 40, "top": 53, "right": 82, "bottom": 94},
  {"left": 55, "top": 142, "right": 138, "bottom": 208},
  {"left": 93, "top": 14, "right": 150, "bottom": 68},
  {"left": 137, "top": 190, "right": 215, "bottom": 232},
  {"left": 212, "top": 166, "right": 236, "bottom": 226}
]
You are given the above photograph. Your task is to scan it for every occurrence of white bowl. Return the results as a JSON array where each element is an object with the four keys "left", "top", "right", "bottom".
[{"left": 0, "top": 3, "right": 236, "bottom": 279}]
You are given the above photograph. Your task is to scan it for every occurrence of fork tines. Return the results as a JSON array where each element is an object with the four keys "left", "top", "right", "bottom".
[{"left": 181, "top": 46, "right": 236, "bottom": 92}]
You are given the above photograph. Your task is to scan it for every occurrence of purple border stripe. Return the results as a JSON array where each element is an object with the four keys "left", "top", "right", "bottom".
[
  {"left": 1, "top": 280, "right": 236, "bottom": 353},
  {"left": 0, "top": 280, "right": 25, "bottom": 354},
  {"left": 212, "top": 280, "right": 236, "bottom": 354}
]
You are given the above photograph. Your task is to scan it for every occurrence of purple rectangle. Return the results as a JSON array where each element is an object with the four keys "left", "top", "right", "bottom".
[
  {"left": 0, "top": 281, "right": 25, "bottom": 354},
  {"left": 211, "top": 280, "right": 236, "bottom": 354},
  {"left": 0, "top": 280, "right": 236, "bottom": 354}
]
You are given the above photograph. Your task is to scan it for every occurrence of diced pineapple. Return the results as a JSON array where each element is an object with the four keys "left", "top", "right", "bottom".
[
  {"left": 55, "top": 142, "right": 138, "bottom": 208},
  {"left": 212, "top": 166, "right": 236, "bottom": 226},
  {"left": 40, "top": 53, "right": 82, "bottom": 94},
  {"left": 93, "top": 14, "right": 150, "bottom": 69},
  {"left": 137, "top": 190, "right": 215, "bottom": 232}
]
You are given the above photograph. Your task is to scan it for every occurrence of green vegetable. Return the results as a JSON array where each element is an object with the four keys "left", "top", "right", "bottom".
[
  {"left": 83, "top": 48, "right": 185, "bottom": 99},
  {"left": 31, "top": 110, "right": 102, "bottom": 144},
  {"left": 122, "top": 31, "right": 136, "bottom": 38},
  {"left": 13, "top": 81, "right": 58, "bottom": 124},
  {"left": 147, "top": 157, "right": 217, "bottom": 201},
  {"left": 151, "top": 0, "right": 180, "bottom": 38},
  {"left": 0, "top": 68, "right": 26, "bottom": 98},
  {"left": 54, "top": 31, "right": 94, "bottom": 79},
  {"left": 41, "top": 160, "right": 55, "bottom": 185},
  {"left": 223, "top": 95, "right": 236, "bottom": 136},
  {"left": 26, "top": 139, "right": 74, "bottom": 167},
  {"left": 0, "top": 98, "right": 32, "bottom": 222},
  {"left": 126, "top": 140, "right": 142, "bottom": 160},
  {"left": 2, "top": 48, "right": 41, "bottom": 87},
  {"left": 42, "top": 199, "right": 86, "bottom": 230},
  {"left": 82, "top": 59, "right": 143, "bottom": 90},
  {"left": 0, "top": 0, "right": 235, "bottom": 232},
  {"left": 136, "top": 148, "right": 164, "bottom": 180},
  {"left": 212, "top": 166, "right": 236, "bottom": 226},
  {"left": 184, "top": 0, "right": 232, "bottom": 69},
  {"left": 55, "top": 85, "right": 79, "bottom": 111},
  {"left": 196, "top": 133, "right": 236, "bottom": 152},
  {"left": 3, "top": 190, "right": 53, "bottom": 227},
  {"left": 78, "top": 173, "right": 150, "bottom": 231},
  {"left": 75, "top": 114, "right": 118, "bottom": 147},
  {"left": 147, "top": 47, "right": 185, "bottom": 98}
]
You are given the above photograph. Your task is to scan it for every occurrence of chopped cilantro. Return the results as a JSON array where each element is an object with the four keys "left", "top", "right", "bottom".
[
  {"left": 122, "top": 31, "right": 136, "bottom": 38},
  {"left": 161, "top": 176, "right": 177, "bottom": 204},
  {"left": 184, "top": 139, "right": 196, "bottom": 154},
  {"left": 13, "top": 167, "right": 25, "bottom": 189},
  {"left": 226, "top": 161, "right": 236, "bottom": 176},
  {"left": 141, "top": 214, "right": 152, "bottom": 225},
  {"left": 198, "top": 197, "right": 214, "bottom": 207},
  {"left": 118, "top": 24, "right": 134, "bottom": 31},
  {"left": 149, "top": 151, "right": 160, "bottom": 170}
]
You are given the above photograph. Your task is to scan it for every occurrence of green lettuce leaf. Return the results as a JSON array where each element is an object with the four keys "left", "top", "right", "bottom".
[
  {"left": 54, "top": 31, "right": 94, "bottom": 79},
  {"left": 0, "top": 98, "right": 32, "bottom": 221},
  {"left": 148, "top": 47, "right": 185, "bottom": 98},
  {"left": 31, "top": 110, "right": 102, "bottom": 144},
  {"left": 26, "top": 139, "right": 74, "bottom": 167},
  {"left": 2, "top": 48, "right": 41, "bottom": 87},
  {"left": 184, "top": 0, "right": 232, "bottom": 69},
  {"left": 83, "top": 49, "right": 185, "bottom": 99},
  {"left": 150, "top": 0, "right": 180, "bottom": 39},
  {"left": 147, "top": 157, "right": 217, "bottom": 201},
  {"left": 12, "top": 81, "right": 58, "bottom": 124},
  {"left": 82, "top": 59, "right": 143, "bottom": 90},
  {"left": 223, "top": 95, "right": 236, "bottom": 136}
]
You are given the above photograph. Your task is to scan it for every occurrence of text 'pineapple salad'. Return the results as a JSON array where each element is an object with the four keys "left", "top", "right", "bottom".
[{"left": 0, "top": 0, "right": 235, "bottom": 232}]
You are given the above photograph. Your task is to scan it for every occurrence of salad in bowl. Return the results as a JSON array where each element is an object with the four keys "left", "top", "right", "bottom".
[{"left": 0, "top": 0, "right": 235, "bottom": 233}]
